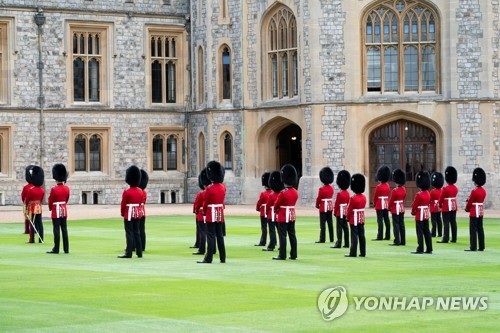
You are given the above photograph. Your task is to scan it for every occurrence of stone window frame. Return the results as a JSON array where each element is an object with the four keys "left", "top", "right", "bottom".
[
  {"left": 0, "top": 18, "right": 13, "bottom": 105},
  {"left": 145, "top": 26, "right": 186, "bottom": 107},
  {"left": 0, "top": 126, "right": 11, "bottom": 177},
  {"left": 66, "top": 21, "right": 112, "bottom": 106},
  {"left": 197, "top": 46, "right": 205, "bottom": 106},
  {"left": 198, "top": 131, "right": 205, "bottom": 173},
  {"left": 361, "top": 0, "right": 441, "bottom": 95},
  {"left": 219, "top": 129, "right": 234, "bottom": 171},
  {"left": 218, "top": 0, "right": 230, "bottom": 25},
  {"left": 148, "top": 127, "right": 185, "bottom": 173},
  {"left": 218, "top": 43, "right": 232, "bottom": 104},
  {"left": 261, "top": 5, "right": 298, "bottom": 101},
  {"left": 69, "top": 127, "right": 110, "bottom": 175}
]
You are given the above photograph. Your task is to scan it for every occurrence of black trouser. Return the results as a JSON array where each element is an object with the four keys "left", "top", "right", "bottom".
[
  {"left": 335, "top": 216, "right": 349, "bottom": 247},
  {"left": 319, "top": 212, "right": 334, "bottom": 242},
  {"left": 375, "top": 209, "right": 390, "bottom": 239},
  {"left": 194, "top": 220, "right": 200, "bottom": 247},
  {"left": 415, "top": 220, "right": 432, "bottom": 253},
  {"left": 196, "top": 220, "right": 206, "bottom": 254},
  {"left": 442, "top": 211, "right": 457, "bottom": 242},
  {"left": 277, "top": 222, "right": 297, "bottom": 259},
  {"left": 430, "top": 212, "right": 442, "bottom": 237},
  {"left": 124, "top": 219, "right": 142, "bottom": 257},
  {"left": 204, "top": 222, "right": 225, "bottom": 263},
  {"left": 52, "top": 217, "right": 69, "bottom": 253},
  {"left": 258, "top": 216, "right": 268, "bottom": 245},
  {"left": 392, "top": 214, "right": 405, "bottom": 245},
  {"left": 29, "top": 214, "right": 44, "bottom": 243},
  {"left": 266, "top": 219, "right": 277, "bottom": 249},
  {"left": 349, "top": 224, "right": 366, "bottom": 256},
  {"left": 139, "top": 216, "right": 146, "bottom": 251},
  {"left": 469, "top": 216, "right": 485, "bottom": 250}
]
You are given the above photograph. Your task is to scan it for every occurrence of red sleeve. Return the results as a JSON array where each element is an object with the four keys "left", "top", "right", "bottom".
[
  {"left": 120, "top": 190, "right": 127, "bottom": 217},
  {"left": 256, "top": 192, "right": 264, "bottom": 211},
  {"left": 465, "top": 189, "right": 475, "bottom": 212},
  {"left": 48, "top": 188, "right": 54, "bottom": 211}
]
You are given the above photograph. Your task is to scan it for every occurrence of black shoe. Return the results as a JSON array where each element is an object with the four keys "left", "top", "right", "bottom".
[
  {"left": 193, "top": 251, "right": 205, "bottom": 255},
  {"left": 288, "top": 257, "right": 297, "bottom": 260},
  {"left": 262, "top": 248, "right": 274, "bottom": 251},
  {"left": 255, "top": 244, "right": 265, "bottom": 246},
  {"left": 220, "top": 260, "right": 225, "bottom": 263},
  {"left": 343, "top": 245, "right": 349, "bottom": 248},
  {"left": 189, "top": 246, "right": 198, "bottom": 248},
  {"left": 411, "top": 251, "right": 424, "bottom": 254},
  {"left": 371, "top": 238, "right": 383, "bottom": 241},
  {"left": 197, "top": 260, "right": 211, "bottom": 263},
  {"left": 478, "top": 249, "right": 484, "bottom": 251},
  {"left": 330, "top": 245, "right": 341, "bottom": 248},
  {"left": 64, "top": 251, "right": 69, "bottom": 254},
  {"left": 384, "top": 237, "right": 390, "bottom": 240},
  {"left": 359, "top": 254, "right": 366, "bottom": 257},
  {"left": 117, "top": 254, "right": 132, "bottom": 258},
  {"left": 315, "top": 241, "right": 325, "bottom": 243},
  {"left": 450, "top": 240, "right": 456, "bottom": 243},
  {"left": 345, "top": 254, "right": 356, "bottom": 257},
  {"left": 389, "top": 243, "right": 400, "bottom": 246},
  {"left": 272, "top": 256, "right": 286, "bottom": 260},
  {"left": 464, "top": 249, "right": 477, "bottom": 252},
  {"left": 437, "top": 240, "right": 448, "bottom": 243},
  {"left": 425, "top": 251, "right": 433, "bottom": 254},
  {"left": 137, "top": 254, "right": 142, "bottom": 258},
  {"left": 46, "top": 250, "right": 58, "bottom": 254}
]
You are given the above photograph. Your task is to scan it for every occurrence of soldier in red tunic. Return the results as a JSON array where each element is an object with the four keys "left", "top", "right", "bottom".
[
  {"left": 193, "top": 168, "right": 210, "bottom": 255},
  {"left": 118, "top": 166, "right": 143, "bottom": 258},
  {"left": 138, "top": 169, "right": 148, "bottom": 252},
  {"left": 465, "top": 168, "right": 487, "bottom": 252},
  {"left": 24, "top": 166, "right": 45, "bottom": 244},
  {"left": 388, "top": 169, "right": 406, "bottom": 246},
  {"left": 273, "top": 164, "right": 299, "bottom": 260},
  {"left": 430, "top": 172, "right": 444, "bottom": 237},
  {"left": 198, "top": 161, "right": 226, "bottom": 264},
  {"left": 315, "top": 167, "right": 334, "bottom": 244},
  {"left": 372, "top": 166, "right": 391, "bottom": 241},
  {"left": 331, "top": 170, "right": 350, "bottom": 249},
  {"left": 47, "top": 164, "right": 70, "bottom": 254},
  {"left": 411, "top": 171, "right": 432, "bottom": 254},
  {"left": 438, "top": 166, "right": 458, "bottom": 243},
  {"left": 255, "top": 172, "right": 271, "bottom": 246},
  {"left": 345, "top": 173, "right": 367, "bottom": 257},
  {"left": 262, "top": 171, "right": 283, "bottom": 252},
  {"left": 21, "top": 165, "right": 34, "bottom": 235}
]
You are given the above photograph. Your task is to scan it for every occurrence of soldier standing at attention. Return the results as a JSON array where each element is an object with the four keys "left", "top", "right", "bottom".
[
  {"left": 198, "top": 161, "right": 226, "bottom": 264},
  {"left": 388, "top": 169, "right": 406, "bottom": 246},
  {"left": 138, "top": 169, "right": 148, "bottom": 252},
  {"left": 24, "top": 166, "right": 45, "bottom": 244},
  {"left": 262, "top": 171, "right": 283, "bottom": 252},
  {"left": 255, "top": 172, "right": 271, "bottom": 247},
  {"left": 464, "top": 168, "right": 487, "bottom": 252},
  {"left": 345, "top": 174, "right": 367, "bottom": 258},
  {"left": 118, "top": 166, "right": 143, "bottom": 259},
  {"left": 429, "top": 172, "right": 444, "bottom": 237},
  {"left": 315, "top": 167, "right": 335, "bottom": 244},
  {"left": 372, "top": 166, "right": 391, "bottom": 241},
  {"left": 47, "top": 164, "right": 70, "bottom": 254},
  {"left": 273, "top": 164, "right": 299, "bottom": 261},
  {"left": 21, "top": 165, "right": 34, "bottom": 235},
  {"left": 438, "top": 166, "right": 459, "bottom": 244},
  {"left": 331, "top": 170, "right": 351, "bottom": 249},
  {"left": 193, "top": 168, "right": 210, "bottom": 256},
  {"left": 411, "top": 171, "right": 432, "bottom": 254}
]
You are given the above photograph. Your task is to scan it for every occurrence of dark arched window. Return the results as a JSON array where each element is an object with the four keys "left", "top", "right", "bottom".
[
  {"left": 167, "top": 135, "right": 178, "bottom": 170},
  {"left": 152, "top": 134, "right": 164, "bottom": 170},
  {"left": 223, "top": 133, "right": 233, "bottom": 170}
]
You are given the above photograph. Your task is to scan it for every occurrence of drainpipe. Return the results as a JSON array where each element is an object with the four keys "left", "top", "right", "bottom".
[
  {"left": 184, "top": 12, "right": 192, "bottom": 204},
  {"left": 34, "top": 8, "right": 46, "bottom": 167}
]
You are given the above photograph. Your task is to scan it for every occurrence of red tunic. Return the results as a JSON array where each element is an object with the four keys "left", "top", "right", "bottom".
[
  {"left": 315, "top": 184, "right": 334, "bottom": 213},
  {"left": 465, "top": 186, "right": 486, "bottom": 217},
  {"left": 274, "top": 187, "right": 299, "bottom": 223},
  {"left": 373, "top": 182, "right": 390, "bottom": 210},
  {"left": 256, "top": 189, "right": 272, "bottom": 217},
  {"left": 203, "top": 183, "right": 226, "bottom": 223},
  {"left": 120, "top": 187, "right": 144, "bottom": 221},
  {"left": 438, "top": 184, "right": 458, "bottom": 212},
  {"left": 334, "top": 189, "right": 350, "bottom": 218},
  {"left": 193, "top": 190, "right": 206, "bottom": 221},
  {"left": 388, "top": 186, "right": 406, "bottom": 215},
  {"left": 346, "top": 193, "right": 367, "bottom": 225},
  {"left": 48, "top": 183, "right": 70, "bottom": 219},
  {"left": 429, "top": 188, "right": 442, "bottom": 213},
  {"left": 21, "top": 183, "right": 32, "bottom": 214},
  {"left": 411, "top": 190, "right": 430, "bottom": 221},
  {"left": 266, "top": 191, "right": 279, "bottom": 222},
  {"left": 24, "top": 186, "right": 45, "bottom": 214}
]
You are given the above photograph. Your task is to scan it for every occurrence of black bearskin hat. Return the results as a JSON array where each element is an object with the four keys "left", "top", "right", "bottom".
[
  {"left": 261, "top": 172, "right": 271, "bottom": 187},
  {"left": 431, "top": 172, "right": 444, "bottom": 189},
  {"left": 416, "top": 171, "right": 431, "bottom": 191},
  {"left": 269, "top": 171, "right": 284, "bottom": 193},
  {"left": 30, "top": 166, "right": 44, "bottom": 187},
  {"left": 319, "top": 167, "right": 334, "bottom": 185},
  {"left": 280, "top": 164, "right": 298, "bottom": 187},
  {"left": 376, "top": 166, "right": 391, "bottom": 183},
  {"left": 445, "top": 166, "right": 457, "bottom": 185},
  {"left": 472, "top": 167, "right": 486, "bottom": 186},
  {"left": 350, "top": 173, "right": 366, "bottom": 194},
  {"left": 392, "top": 169, "right": 406, "bottom": 186},
  {"left": 207, "top": 160, "right": 224, "bottom": 183},
  {"left": 199, "top": 168, "right": 211, "bottom": 190},
  {"left": 52, "top": 164, "right": 68, "bottom": 183},
  {"left": 125, "top": 165, "right": 142, "bottom": 187},
  {"left": 336, "top": 170, "right": 351, "bottom": 190},
  {"left": 139, "top": 169, "right": 149, "bottom": 190},
  {"left": 25, "top": 165, "right": 35, "bottom": 183}
]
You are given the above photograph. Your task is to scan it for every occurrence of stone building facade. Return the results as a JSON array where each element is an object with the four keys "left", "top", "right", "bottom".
[{"left": 0, "top": 0, "right": 499, "bottom": 211}]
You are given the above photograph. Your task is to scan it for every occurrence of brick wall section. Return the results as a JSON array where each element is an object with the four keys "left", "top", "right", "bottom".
[
  {"left": 246, "top": 0, "right": 259, "bottom": 107},
  {"left": 321, "top": 105, "right": 347, "bottom": 172}
]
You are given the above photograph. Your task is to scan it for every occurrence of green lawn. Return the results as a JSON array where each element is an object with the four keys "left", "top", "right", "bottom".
[{"left": 0, "top": 214, "right": 499, "bottom": 332}]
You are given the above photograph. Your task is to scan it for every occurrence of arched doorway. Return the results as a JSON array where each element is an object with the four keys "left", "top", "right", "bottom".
[
  {"left": 369, "top": 120, "right": 436, "bottom": 206},
  {"left": 276, "top": 124, "right": 302, "bottom": 178}
]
